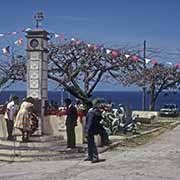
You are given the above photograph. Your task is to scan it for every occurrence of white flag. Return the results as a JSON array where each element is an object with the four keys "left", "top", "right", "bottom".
[
  {"left": 14, "top": 38, "right": 23, "bottom": 46},
  {"left": 106, "top": 49, "right": 111, "bottom": 54},
  {"left": 166, "top": 62, "right": 173, "bottom": 66},
  {"left": 55, "top": 34, "right": 59, "bottom": 38},
  {"left": 87, "top": 43, "right": 91, "bottom": 47},
  {"left": 2, "top": 46, "right": 10, "bottom": 54},
  {"left": 125, "top": 54, "right": 130, "bottom": 58},
  {"left": 12, "top": 32, "right": 17, "bottom": 35},
  {"left": 25, "top": 28, "right": 31, "bottom": 32},
  {"left": 145, "top": 58, "right": 151, "bottom": 64},
  {"left": 71, "top": 38, "right": 75, "bottom": 41}
]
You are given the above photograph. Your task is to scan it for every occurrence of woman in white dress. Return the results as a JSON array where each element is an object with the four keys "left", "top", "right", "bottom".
[{"left": 14, "top": 97, "right": 38, "bottom": 142}]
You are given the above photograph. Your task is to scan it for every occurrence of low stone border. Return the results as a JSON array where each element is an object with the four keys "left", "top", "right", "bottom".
[{"left": 99, "top": 121, "right": 180, "bottom": 154}]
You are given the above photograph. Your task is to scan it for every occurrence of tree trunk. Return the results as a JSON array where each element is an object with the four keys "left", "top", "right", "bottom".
[
  {"left": 149, "top": 97, "right": 156, "bottom": 111},
  {"left": 149, "top": 80, "right": 156, "bottom": 111}
]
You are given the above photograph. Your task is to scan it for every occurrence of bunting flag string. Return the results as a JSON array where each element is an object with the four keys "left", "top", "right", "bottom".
[
  {"left": 46, "top": 32, "right": 180, "bottom": 68},
  {"left": 0, "top": 28, "right": 30, "bottom": 55},
  {"left": 0, "top": 28, "right": 179, "bottom": 69}
]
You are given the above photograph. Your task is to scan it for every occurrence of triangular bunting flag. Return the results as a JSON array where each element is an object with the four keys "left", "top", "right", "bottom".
[
  {"left": 71, "top": 38, "right": 76, "bottom": 41},
  {"left": 75, "top": 40, "right": 81, "bottom": 45},
  {"left": 112, "top": 50, "right": 118, "bottom": 58},
  {"left": 97, "top": 44, "right": 104, "bottom": 49},
  {"left": 11, "top": 32, "right": 17, "bottom": 35},
  {"left": 125, "top": 54, "right": 130, "bottom": 58},
  {"left": 23, "top": 28, "right": 31, "bottom": 32},
  {"left": 106, "top": 49, "right": 111, "bottom": 54},
  {"left": 14, "top": 38, "right": 23, "bottom": 46},
  {"left": 175, "top": 64, "right": 179, "bottom": 69},
  {"left": 166, "top": 62, "right": 173, "bottom": 66},
  {"left": 131, "top": 55, "right": 139, "bottom": 61},
  {"left": 145, "top": 58, "right": 151, "bottom": 64},
  {"left": 87, "top": 44, "right": 91, "bottom": 47},
  {"left": 59, "top": 35, "right": 64, "bottom": 41},
  {"left": 54, "top": 34, "right": 59, "bottom": 38},
  {"left": 151, "top": 59, "right": 158, "bottom": 65},
  {"left": 2, "top": 46, "right": 10, "bottom": 54}
]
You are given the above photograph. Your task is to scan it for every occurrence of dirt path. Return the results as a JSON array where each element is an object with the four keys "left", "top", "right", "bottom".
[{"left": 0, "top": 125, "right": 180, "bottom": 180}]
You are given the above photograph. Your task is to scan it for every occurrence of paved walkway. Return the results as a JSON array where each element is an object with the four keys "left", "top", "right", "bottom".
[{"left": 0, "top": 125, "right": 180, "bottom": 180}]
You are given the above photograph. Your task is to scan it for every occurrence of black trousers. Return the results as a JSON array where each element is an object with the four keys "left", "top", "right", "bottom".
[
  {"left": 87, "top": 134, "right": 98, "bottom": 160},
  {"left": 99, "top": 127, "right": 109, "bottom": 146},
  {"left": 5, "top": 119, "right": 14, "bottom": 139},
  {"left": 66, "top": 124, "right": 76, "bottom": 148}
]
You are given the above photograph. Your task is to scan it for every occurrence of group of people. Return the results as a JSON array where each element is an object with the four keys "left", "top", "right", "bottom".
[
  {"left": 4, "top": 96, "right": 38, "bottom": 142},
  {"left": 64, "top": 98, "right": 109, "bottom": 163},
  {"left": 4, "top": 95, "right": 108, "bottom": 163}
]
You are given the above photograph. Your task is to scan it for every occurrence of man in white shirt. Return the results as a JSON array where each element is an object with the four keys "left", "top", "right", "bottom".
[{"left": 4, "top": 96, "right": 19, "bottom": 140}]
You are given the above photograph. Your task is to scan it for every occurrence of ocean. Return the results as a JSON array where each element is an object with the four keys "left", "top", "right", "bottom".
[{"left": 0, "top": 90, "right": 179, "bottom": 111}]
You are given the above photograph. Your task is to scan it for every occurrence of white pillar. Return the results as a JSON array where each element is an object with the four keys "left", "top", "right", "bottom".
[{"left": 26, "top": 29, "right": 49, "bottom": 135}]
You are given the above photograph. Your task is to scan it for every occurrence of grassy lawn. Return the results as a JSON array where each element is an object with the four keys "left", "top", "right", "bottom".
[{"left": 114, "top": 121, "right": 180, "bottom": 148}]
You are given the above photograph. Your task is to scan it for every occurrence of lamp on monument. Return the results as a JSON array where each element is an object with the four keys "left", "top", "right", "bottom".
[{"left": 34, "top": 11, "right": 44, "bottom": 29}]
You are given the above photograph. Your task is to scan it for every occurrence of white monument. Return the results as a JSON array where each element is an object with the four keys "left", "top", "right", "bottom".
[{"left": 26, "top": 29, "right": 49, "bottom": 135}]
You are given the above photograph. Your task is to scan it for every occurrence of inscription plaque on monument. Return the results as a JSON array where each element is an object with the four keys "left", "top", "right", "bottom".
[
  {"left": 30, "top": 71, "right": 39, "bottom": 79},
  {"left": 30, "top": 61, "right": 39, "bottom": 70},
  {"left": 30, "top": 52, "right": 40, "bottom": 60}
]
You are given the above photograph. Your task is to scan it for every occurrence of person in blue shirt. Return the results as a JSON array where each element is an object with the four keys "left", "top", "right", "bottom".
[{"left": 84, "top": 101, "right": 102, "bottom": 163}]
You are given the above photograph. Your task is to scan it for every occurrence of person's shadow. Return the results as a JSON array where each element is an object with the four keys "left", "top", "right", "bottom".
[{"left": 91, "top": 158, "right": 106, "bottom": 164}]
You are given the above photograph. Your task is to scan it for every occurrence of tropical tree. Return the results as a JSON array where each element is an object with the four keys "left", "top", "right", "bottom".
[
  {"left": 0, "top": 54, "right": 26, "bottom": 92},
  {"left": 111, "top": 59, "right": 180, "bottom": 110},
  {"left": 47, "top": 40, "right": 132, "bottom": 104},
  {"left": 0, "top": 39, "right": 137, "bottom": 104},
  {"left": 142, "top": 64, "right": 180, "bottom": 110}
]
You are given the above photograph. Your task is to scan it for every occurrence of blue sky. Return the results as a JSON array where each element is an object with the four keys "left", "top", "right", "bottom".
[{"left": 1, "top": 0, "right": 180, "bottom": 91}]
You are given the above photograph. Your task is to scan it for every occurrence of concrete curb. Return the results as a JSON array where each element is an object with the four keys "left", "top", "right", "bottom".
[{"left": 99, "top": 121, "right": 180, "bottom": 154}]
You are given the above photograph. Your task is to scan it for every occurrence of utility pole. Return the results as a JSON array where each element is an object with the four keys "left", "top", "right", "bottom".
[
  {"left": 142, "top": 40, "right": 146, "bottom": 111},
  {"left": 61, "top": 88, "right": 64, "bottom": 106}
]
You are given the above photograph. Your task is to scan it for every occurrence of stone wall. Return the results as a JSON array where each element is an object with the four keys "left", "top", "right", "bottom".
[
  {"left": 0, "top": 115, "right": 7, "bottom": 138},
  {"left": 132, "top": 111, "right": 158, "bottom": 123},
  {"left": 0, "top": 115, "right": 85, "bottom": 144},
  {"left": 132, "top": 111, "right": 158, "bottom": 118},
  {"left": 43, "top": 115, "right": 85, "bottom": 144},
  {"left": 0, "top": 111, "right": 159, "bottom": 144}
]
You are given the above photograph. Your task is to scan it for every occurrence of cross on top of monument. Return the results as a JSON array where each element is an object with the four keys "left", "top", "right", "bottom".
[{"left": 34, "top": 11, "right": 44, "bottom": 29}]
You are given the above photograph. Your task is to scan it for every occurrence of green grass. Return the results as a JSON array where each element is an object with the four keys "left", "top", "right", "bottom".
[{"left": 114, "top": 121, "right": 180, "bottom": 148}]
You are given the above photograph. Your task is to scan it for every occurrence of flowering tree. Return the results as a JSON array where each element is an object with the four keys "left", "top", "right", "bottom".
[
  {"left": 0, "top": 39, "right": 136, "bottom": 104},
  {"left": 111, "top": 59, "right": 180, "bottom": 110},
  {"left": 142, "top": 64, "right": 180, "bottom": 110},
  {"left": 2, "top": 38, "right": 180, "bottom": 111},
  {"left": 47, "top": 40, "right": 132, "bottom": 104},
  {"left": 0, "top": 54, "right": 26, "bottom": 92}
]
